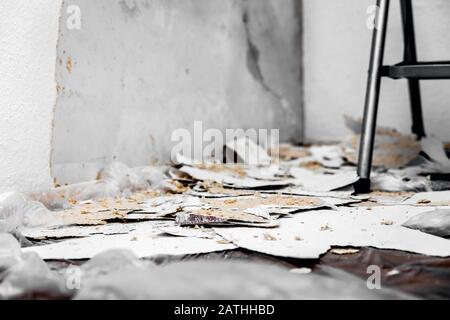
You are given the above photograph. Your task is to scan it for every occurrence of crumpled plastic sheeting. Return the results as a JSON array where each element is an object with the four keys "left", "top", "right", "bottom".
[
  {"left": 79, "top": 249, "right": 146, "bottom": 283},
  {"left": 371, "top": 170, "right": 431, "bottom": 192},
  {"left": 75, "top": 259, "right": 412, "bottom": 300},
  {"left": 99, "top": 162, "right": 172, "bottom": 194},
  {"left": 0, "top": 193, "right": 24, "bottom": 233},
  {"left": 0, "top": 234, "right": 71, "bottom": 299},
  {"left": 30, "top": 162, "right": 172, "bottom": 210},
  {"left": 403, "top": 209, "right": 450, "bottom": 238},
  {"left": 0, "top": 192, "right": 62, "bottom": 233},
  {"left": 0, "top": 233, "right": 22, "bottom": 271}
]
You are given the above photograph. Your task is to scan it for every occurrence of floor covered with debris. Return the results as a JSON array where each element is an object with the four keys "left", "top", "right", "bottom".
[{"left": 1, "top": 126, "right": 450, "bottom": 300}]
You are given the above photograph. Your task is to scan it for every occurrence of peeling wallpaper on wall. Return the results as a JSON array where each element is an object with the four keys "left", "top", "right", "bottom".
[
  {"left": 0, "top": 0, "right": 62, "bottom": 193},
  {"left": 52, "top": 0, "right": 303, "bottom": 184}
]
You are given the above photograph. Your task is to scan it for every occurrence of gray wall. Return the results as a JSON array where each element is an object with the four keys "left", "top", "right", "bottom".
[
  {"left": 304, "top": 0, "right": 450, "bottom": 142},
  {"left": 52, "top": 0, "right": 303, "bottom": 184}
]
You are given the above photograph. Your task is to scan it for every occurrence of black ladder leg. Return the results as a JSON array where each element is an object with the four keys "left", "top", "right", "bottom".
[
  {"left": 400, "top": 0, "right": 426, "bottom": 138},
  {"left": 356, "top": 0, "right": 391, "bottom": 194}
]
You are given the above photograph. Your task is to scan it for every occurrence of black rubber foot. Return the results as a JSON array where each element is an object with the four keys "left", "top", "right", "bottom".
[{"left": 354, "top": 178, "right": 371, "bottom": 194}]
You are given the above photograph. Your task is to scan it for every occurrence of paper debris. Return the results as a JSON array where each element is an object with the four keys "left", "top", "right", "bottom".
[
  {"left": 245, "top": 164, "right": 288, "bottom": 181},
  {"left": 204, "top": 195, "right": 326, "bottom": 216},
  {"left": 5, "top": 136, "right": 450, "bottom": 286},
  {"left": 180, "top": 165, "right": 290, "bottom": 189},
  {"left": 22, "top": 223, "right": 138, "bottom": 240},
  {"left": 176, "top": 211, "right": 227, "bottom": 226},
  {"left": 140, "top": 195, "right": 204, "bottom": 215},
  {"left": 309, "top": 145, "right": 344, "bottom": 169},
  {"left": 187, "top": 183, "right": 255, "bottom": 198},
  {"left": 214, "top": 206, "right": 450, "bottom": 259},
  {"left": 269, "top": 189, "right": 358, "bottom": 199},
  {"left": 23, "top": 221, "right": 236, "bottom": 260},
  {"left": 403, "top": 191, "right": 450, "bottom": 206},
  {"left": 159, "top": 226, "right": 215, "bottom": 239},
  {"left": 343, "top": 117, "right": 421, "bottom": 169},
  {"left": 330, "top": 248, "right": 360, "bottom": 255},
  {"left": 225, "top": 136, "right": 272, "bottom": 166},
  {"left": 289, "top": 167, "right": 358, "bottom": 192},
  {"left": 367, "top": 191, "right": 414, "bottom": 205},
  {"left": 56, "top": 209, "right": 128, "bottom": 226},
  {"left": 175, "top": 209, "right": 278, "bottom": 228},
  {"left": 20, "top": 194, "right": 205, "bottom": 233}
]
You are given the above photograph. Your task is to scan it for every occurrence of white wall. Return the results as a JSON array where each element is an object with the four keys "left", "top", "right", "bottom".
[
  {"left": 304, "top": 0, "right": 450, "bottom": 142},
  {"left": 0, "top": 0, "right": 62, "bottom": 193},
  {"left": 52, "top": 0, "right": 303, "bottom": 184}
]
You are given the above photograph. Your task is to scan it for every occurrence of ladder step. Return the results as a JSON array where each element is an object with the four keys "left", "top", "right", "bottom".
[{"left": 381, "top": 61, "right": 450, "bottom": 79}]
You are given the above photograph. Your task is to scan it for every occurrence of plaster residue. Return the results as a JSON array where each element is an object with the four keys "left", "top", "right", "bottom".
[{"left": 66, "top": 57, "right": 73, "bottom": 74}]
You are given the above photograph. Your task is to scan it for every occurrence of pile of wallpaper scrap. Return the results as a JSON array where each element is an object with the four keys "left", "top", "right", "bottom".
[
  {"left": 0, "top": 130, "right": 450, "bottom": 299},
  {"left": 0, "top": 133, "right": 444, "bottom": 262}
]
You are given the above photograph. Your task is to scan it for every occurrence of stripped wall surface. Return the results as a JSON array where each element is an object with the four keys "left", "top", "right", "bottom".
[{"left": 52, "top": 0, "right": 304, "bottom": 184}]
